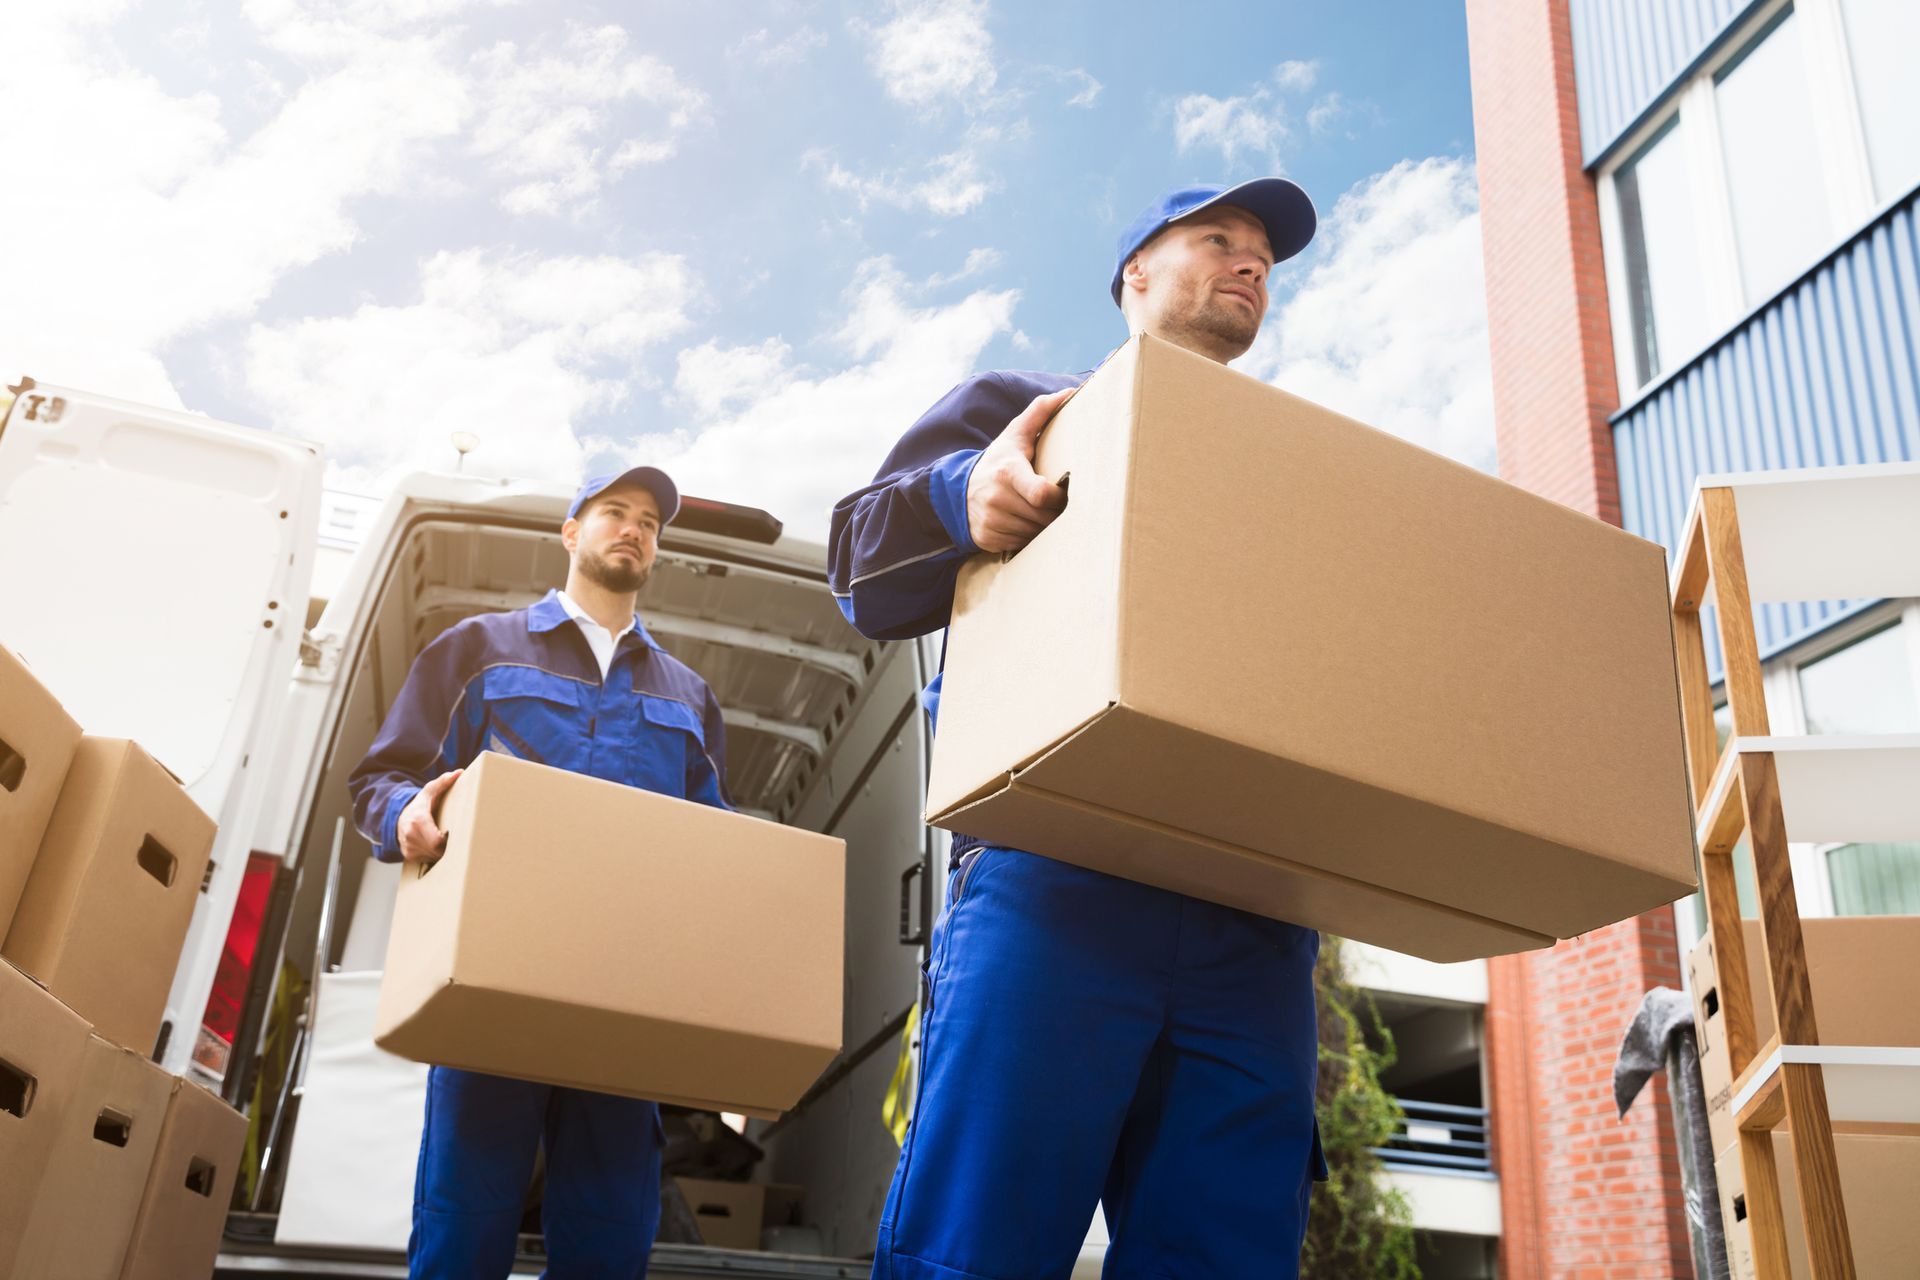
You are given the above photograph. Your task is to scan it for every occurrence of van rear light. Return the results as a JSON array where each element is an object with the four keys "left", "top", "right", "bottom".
[
  {"left": 194, "top": 852, "right": 279, "bottom": 1079},
  {"left": 672, "top": 496, "right": 783, "bottom": 544}
]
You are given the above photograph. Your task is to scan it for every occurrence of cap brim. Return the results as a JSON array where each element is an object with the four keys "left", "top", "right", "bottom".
[
  {"left": 576, "top": 465, "right": 681, "bottom": 525},
  {"left": 1171, "top": 177, "right": 1317, "bottom": 265}
]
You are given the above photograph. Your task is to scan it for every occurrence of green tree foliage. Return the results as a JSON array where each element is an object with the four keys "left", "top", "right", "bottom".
[{"left": 1301, "top": 935, "right": 1421, "bottom": 1280}]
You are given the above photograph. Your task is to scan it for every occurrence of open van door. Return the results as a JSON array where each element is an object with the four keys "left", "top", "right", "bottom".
[{"left": 0, "top": 380, "right": 323, "bottom": 1074}]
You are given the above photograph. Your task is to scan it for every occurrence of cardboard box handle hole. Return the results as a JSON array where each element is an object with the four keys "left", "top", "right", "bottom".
[
  {"left": 0, "top": 1057, "right": 34, "bottom": 1118},
  {"left": 185, "top": 1157, "right": 217, "bottom": 1197},
  {"left": 0, "top": 734, "right": 23, "bottom": 792},
  {"left": 1704, "top": 986, "right": 1719, "bottom": 1019},
  {"left": 93, "top": 1107, "right": 132, "bottom": 1147},
  {"left": 695, "top": 1204, "right": 734, "bottom": 1218},
  {"left": 1732, "top": 1194, "right": 1747, "bottom": 1222},
  {"left": 137, "top": 836, "right": 177, "bottom": 888}
]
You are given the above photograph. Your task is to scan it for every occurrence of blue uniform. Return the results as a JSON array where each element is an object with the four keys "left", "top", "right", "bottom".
[
  {"left": 830, "top": 370, "right": 1326, "bottom": 1279},
  {"left": 349, "top": 589, "right": 730, "bottom": 1279}
]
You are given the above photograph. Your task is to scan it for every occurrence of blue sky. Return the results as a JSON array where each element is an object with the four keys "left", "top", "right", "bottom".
[{"left": 5, "top": 0, "right": 1492, "bottom": 536}]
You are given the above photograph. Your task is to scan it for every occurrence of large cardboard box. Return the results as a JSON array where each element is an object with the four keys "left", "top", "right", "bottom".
[
  {"left": 0, "top": 645, "right": 82, "bottom": 936},
  {"left": 0, "top": 958, "right": 92, "bottom": 1277},
  {"left": 117, "top": 1075, "right": 247, "bottom": 1280},
  {"left": 1689, "top": 918, "right": 1920, "bottom": 1152},
  {"left": 17, "top": 1033, "right": 175, "bottom": 1279},
  {"left": 1716, "top": 1130, "right": 1920, "bottom": 1280},
  {"left": 375, "top": 752, "right": 845, "bottom": 1117},
  {"left": 926, "top": 334, "right": 1696, "bottom": 962},
  {"left": 4, "top": 736, "right": 217, "bottom": 1051}
]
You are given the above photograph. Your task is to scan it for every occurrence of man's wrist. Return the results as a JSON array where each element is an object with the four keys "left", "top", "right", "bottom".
[{"left": 928, "top": 449, "right": 984, "bottom": 555}]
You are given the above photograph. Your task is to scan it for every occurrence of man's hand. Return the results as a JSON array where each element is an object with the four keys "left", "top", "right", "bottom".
[
  {"left": 397, "top": 769, "right": 463, "bottom": 864},
  {"left": 966, "top": 387, "right": 1075, "bottom": 554}
]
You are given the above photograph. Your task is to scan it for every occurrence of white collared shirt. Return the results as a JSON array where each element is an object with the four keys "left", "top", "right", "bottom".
[{"left": 556, "top": 590, "right": 635, "bottom": 680}]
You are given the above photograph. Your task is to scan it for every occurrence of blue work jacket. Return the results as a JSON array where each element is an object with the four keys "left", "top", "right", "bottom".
[
  {"left": 827, "top": 368, "right": 1088, "bottom": 868},
  {"left": 348, "top": 589, "right": 730, "bottom": 862}
]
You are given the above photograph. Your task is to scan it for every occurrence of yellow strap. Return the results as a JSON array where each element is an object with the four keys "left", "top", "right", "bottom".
[{"left": 881, "top": 1002, "right": 921, "bottom": 1147}]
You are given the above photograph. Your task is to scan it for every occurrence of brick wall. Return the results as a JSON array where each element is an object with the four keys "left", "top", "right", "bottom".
[{"left": 1463, "top": 1, "right": 1694, "bottom": 1275}]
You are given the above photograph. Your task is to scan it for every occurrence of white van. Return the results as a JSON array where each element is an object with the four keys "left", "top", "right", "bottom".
[{"left": 0, "top": 380, "right": 1126, "bottom": 1277}]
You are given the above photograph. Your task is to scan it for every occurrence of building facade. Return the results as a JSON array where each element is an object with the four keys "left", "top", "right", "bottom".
[{"left": 1465, "top": 0, "right": 1920, "bottom": 1274}]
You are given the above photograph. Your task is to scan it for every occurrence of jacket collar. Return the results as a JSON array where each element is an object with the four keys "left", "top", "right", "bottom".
[{"left": 528, "top": 588, "right": 661, "bottom": 651}]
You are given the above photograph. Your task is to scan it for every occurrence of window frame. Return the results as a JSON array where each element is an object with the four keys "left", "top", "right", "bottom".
[{"left": 1596, "top": 0, "right": 1881, "bottom": 399}]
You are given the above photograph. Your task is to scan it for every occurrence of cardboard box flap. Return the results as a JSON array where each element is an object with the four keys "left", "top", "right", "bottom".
[
  {"left": 925, "top": 700, "right": 1118, "bottom": 822},
  {"left": 939, "top": 770, "right": 1554, "bottom": 963}
]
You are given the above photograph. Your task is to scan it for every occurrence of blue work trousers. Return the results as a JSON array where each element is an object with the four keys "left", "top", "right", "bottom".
[
  {"left": 874, "top": 847, "right": 1324, "bottom": 1280},
  {"left": 410, "top": 1066, "right": 663, "bottom": 1279}
]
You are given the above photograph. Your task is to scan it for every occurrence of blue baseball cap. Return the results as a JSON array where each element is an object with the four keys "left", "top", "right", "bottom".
[
  {"left": 567, "top": 466, "right": 680, "bottom": 525},
  {"left": 1109, "top": 178, "right": 1317, "bottom": 307}
]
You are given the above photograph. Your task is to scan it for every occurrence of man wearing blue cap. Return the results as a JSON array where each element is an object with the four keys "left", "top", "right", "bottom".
[
  {"left": 829, "top": 179, "right": 1325, "bottom": 1278},
  {"left": 349, "top": 465, "right": 728, "bottom": 1278}
]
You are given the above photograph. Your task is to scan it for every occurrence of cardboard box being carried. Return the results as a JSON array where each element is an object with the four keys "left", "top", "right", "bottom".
[
  {"left": 1, "top": 958, "right": 93, "bottom": 1276},
  {"left": 926, "top": 335, "right": 1696, "bottom": 963},
  {"left": 1689, "top": 917, "right": 1920, "bottom": 1153},
  {"left": 117, "top": 1075, "right": 247, "bottom": 1280},
  {"left": 4, "top": 737, "right": 217, "bottom": 1052},
  {"left": 1716, "top": 1130, "right": 1920, "bottom": 1280},
  {"left": 0, "top": 645, "right": 82, "bottom": 936},
  {"left": 375, "top": 752, "right": 845, "bottom": 1117},
  {"left": 17, "top": 1033, "right": 174, "bottom": 1279}
]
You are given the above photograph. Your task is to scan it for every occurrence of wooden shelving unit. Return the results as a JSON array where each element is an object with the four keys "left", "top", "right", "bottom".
[{"left": 1670, "top": 461, "right": 1920, "bottom": 1280}]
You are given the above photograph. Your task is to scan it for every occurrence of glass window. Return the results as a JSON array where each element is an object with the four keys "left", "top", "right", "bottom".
[
  {"left": 1840, "top": 0, "right": 1920, "bottom": 201},
  {"left": 1615, "top": 118, "right": 1713, "bottom": 385},
  {"left": 1714, "top": 5, "right": 1832, "bottom": 304},
  {"left": 1797, "top": 623, "right": 1920, "bottom": 735},
  {"left": 1828, "top": 843, "right": 1920, "bottom": 915}
]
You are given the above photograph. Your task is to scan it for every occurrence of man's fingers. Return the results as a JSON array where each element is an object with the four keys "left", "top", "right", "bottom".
[
  {"left": 423, "top": 768, "right": 463, "bottom": 798},
  {"left": 1006, "top": 387, "right": 1076, "bottom": 447},
  {"left": 1013, "top": 468, "right": 1068, "bottom": 513}
]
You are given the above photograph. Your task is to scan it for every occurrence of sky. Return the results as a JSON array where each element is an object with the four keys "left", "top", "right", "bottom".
[{"left": 2, "top": 0, "right": 1492, "bottom": 539}]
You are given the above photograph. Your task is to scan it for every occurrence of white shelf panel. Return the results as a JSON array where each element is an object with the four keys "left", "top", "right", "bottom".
[
  {"left": 1689, "top": 461, "right": 1920, "bottom": 604},
  {"left": 1706, "top": 736, "right": 1920, "bottom": 844},
  {"left": 1732, "top": 1044, "right": 1920, "bottom": 1128}
]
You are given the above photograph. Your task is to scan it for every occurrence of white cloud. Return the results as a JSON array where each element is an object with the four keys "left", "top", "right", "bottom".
[
  {"left": 0, "top": 3, "right": 470, "bottom": 406},
  {"left": 243, "top": 248, "right": 695, "bottom": 489},
  {"left": 927, "top": 247, "right": 1004, "bottom": 287},
  {"left": 1235, "top": 157, "right": 1494, "bottom": 471},
  {"left": 731, "top": 26, "right": 827, "bottom": 67},
  {"left": 1274, "top": 59, "right": 1318, "bottom": 92},
  {"left": 1172, "top": 59, "right": 1335, "bottom": 166},
  {"left": 1173, "top": 89, "right": 1288, "bottom": 166},
  {"left": 469, "top": 24, "right": 708, "bottom": 216},
  {"left": 1054, "top": 66, "right": 1103, "bottom": 108},
  {"left": 643, "top": 259, "right": 1018, "bottom": 539},
  {"left": 864, "top": 0, "right": 996, "bottom": 109},
  {"left": 674, "top": 338, "right": 796, "bottom": 416},
  {"left": 812, "top": 144, "right": 996, "bottom": 217}
]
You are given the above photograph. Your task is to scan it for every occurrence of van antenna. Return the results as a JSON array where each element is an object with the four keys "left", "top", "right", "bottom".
[{"left": 451, "top": 431, "right": 479, "bottom": 472}]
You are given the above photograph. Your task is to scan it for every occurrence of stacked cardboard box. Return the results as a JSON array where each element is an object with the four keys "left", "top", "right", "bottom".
[
  {"left": 5, "top": 736, "right": 217, "bottom": 1051},
  {"left": 1715, "top": 1131, "right": 1920, "bottom": 1280},
  {"left": 1687, "top": 918, "right": 1920, "bottom": 1154},
  {"left": 0, "top": 645, "right": 82, "bottom": 934},
  {"left": 0, "top": 961, "right": 247, "bottom": 1279},
  {"left": 0, "top": 647, "right": 243, "bottom": 1278},
  {"left": 376, "top": 751, "right": 847, "bottom": 1118},
  {"left": 927, "top": 335, "right": 1698, "bottom": 963}
]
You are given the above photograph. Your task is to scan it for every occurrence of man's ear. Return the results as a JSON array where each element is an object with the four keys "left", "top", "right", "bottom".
[
  {"left": 1122, "top": 251, "right": 1148, "bottom": 295},
  {"left": 560, "top": 516, "right": 580, "bottom": 555}
]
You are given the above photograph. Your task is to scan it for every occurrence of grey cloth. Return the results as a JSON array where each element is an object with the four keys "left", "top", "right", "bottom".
[{"left": 1616, "top": 987, "right": 1731, "bottom": 1280}]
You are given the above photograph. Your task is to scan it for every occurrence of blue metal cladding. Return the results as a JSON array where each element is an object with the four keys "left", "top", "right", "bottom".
[
  {"left": 1613, "top": 190, "right": 1920, "bottom": 675},
  {"left": 1569, "top": 0, "right": 1763, "bottom": 165}
]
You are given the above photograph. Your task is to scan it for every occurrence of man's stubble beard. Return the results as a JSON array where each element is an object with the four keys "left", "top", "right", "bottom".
[
  {"left": 581, "top": 547, "right": 653, "bottom": 594},
  {"left": 1164, "top": 291, "right": 1260, "bottom": 362}
]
